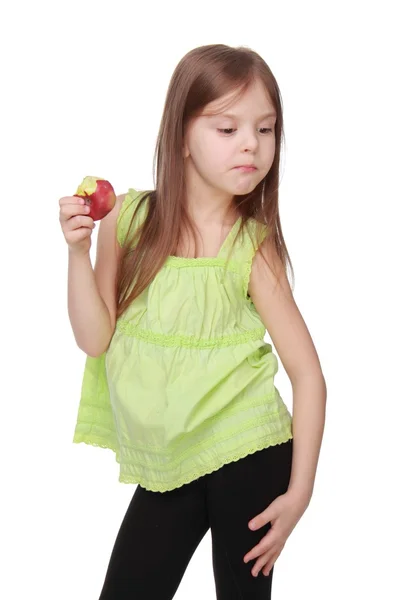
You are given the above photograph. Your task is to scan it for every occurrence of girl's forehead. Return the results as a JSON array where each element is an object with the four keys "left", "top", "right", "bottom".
[
  {"left": 202, "top": 88, "right": 246, "bottom": 116},
  {"left": 202, "top": 81, "right": 274, "bottom": 118}
]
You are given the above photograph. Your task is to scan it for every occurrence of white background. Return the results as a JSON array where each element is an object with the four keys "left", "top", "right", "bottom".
[{"left": 1, "top": 0, "right": 399, "bottom": 598}]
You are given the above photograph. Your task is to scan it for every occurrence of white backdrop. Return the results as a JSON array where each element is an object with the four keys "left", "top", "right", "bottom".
[{"left": 1, "top": 0, "right": 399, "bottom": 598}]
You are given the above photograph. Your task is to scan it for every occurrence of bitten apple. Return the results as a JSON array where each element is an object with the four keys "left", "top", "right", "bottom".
[{"left": 73, "top": 176, "right": 116, "bottom": 221}]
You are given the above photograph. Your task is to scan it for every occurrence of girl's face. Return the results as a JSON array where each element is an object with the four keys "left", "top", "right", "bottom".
[{"left": 183, "top": 78, "right": 277, "bottom": 198}]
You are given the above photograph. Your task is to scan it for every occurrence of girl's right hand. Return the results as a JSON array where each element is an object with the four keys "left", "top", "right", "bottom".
[{"left": 59, "top": 195, "right": 96, "bottom": 255}]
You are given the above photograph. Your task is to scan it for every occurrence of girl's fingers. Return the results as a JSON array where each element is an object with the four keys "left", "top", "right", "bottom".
[
  {"left": 59, "top": 196, "right": 85, "bottom": 206},
  {"left": 67, "top": 227, "right": 93, "bottom": 242},
  {"left": 66, "top": 215, "right": 95, "bottom": 231},
  {"left": 252, "top": 547, "right": 277, "bottom": 577},
  {"left": 59, "top": 203, "right": 91, "bottom": 223},
  {"left": 262, "top": 551, "right": 279, "bottom": 576}
]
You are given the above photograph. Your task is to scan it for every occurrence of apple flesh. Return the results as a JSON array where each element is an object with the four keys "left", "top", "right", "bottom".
[{"left": 73, "top": 176, "right": 116, "bottom": 221}]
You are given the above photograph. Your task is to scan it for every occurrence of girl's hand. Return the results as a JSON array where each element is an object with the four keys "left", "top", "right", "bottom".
[
  {"left": 59, "top": 195, "right": 96, "bottom": 256},
  {"left": 243, "top": 490, "right": 310, "bottom": 577}
]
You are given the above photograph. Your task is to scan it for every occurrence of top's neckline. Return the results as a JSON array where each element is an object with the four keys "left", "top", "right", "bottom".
[{"left": 168, "top": 216, "right": 242, "bottom": 261}]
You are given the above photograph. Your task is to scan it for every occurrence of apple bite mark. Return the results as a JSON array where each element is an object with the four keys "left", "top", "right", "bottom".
[{"left": 73, "top": 175, "right": 117, "bottom": 221}]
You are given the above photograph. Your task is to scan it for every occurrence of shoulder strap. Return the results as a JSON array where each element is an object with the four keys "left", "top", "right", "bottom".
[
  {"left": 220, "top": 217, "right": 270, "bottom": 263},
  {"left": 117, "top": 188, "right": 150, "bottom": 247},
  {"left": 219, "top": 217, "right": 271, "bottom": 299}
]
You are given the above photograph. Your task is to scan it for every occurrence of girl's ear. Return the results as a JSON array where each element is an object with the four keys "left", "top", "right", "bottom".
[{"left": 183, "top": 122, "right": 191, "bottom": 158}]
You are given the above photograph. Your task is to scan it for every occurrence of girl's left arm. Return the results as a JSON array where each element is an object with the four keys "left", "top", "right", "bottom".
[{"left": 249, "top": 238, "right": 327, "bottom": 505}]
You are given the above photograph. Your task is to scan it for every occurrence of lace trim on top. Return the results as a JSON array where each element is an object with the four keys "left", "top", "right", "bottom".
[
  {"left": 241, "top": 221, "right": 270, "bottom": 300},
  {"left": 115, "top": 321, "right": 266, "bottom": 348},
  {"left": 164, "top": 256, "right": 241, "bottom": 272}
]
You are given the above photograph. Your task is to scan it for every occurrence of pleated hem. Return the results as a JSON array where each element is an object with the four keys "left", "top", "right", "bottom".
[{"left": 73, "top": 425, "right": 293, "bottom": 493}]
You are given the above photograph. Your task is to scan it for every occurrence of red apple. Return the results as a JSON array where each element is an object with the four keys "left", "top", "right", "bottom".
[{"left": 73, "top": 176, "right": 116, "bottom": 221}]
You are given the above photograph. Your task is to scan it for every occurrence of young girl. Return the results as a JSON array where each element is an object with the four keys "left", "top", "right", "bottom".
[{"left": 60, "top": 44, "right": 326, "bottom": 599}]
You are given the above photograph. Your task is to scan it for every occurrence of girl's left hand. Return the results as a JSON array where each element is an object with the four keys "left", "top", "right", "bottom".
[{"left": 243, "top": 489, "right": 310, "bottom": 577}]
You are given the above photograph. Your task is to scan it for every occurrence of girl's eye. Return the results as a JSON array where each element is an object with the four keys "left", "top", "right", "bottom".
[{"left": 217, "top": 128, "right": 273, "bottom": 135}]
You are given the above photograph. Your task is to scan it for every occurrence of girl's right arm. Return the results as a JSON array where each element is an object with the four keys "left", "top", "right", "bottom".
[{"left": 59, "top": 193, "right": 125, "bottom": 357}]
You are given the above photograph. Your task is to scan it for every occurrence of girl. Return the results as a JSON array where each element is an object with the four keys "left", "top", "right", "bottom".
[{"left": 59, "top": 44, "right": 327, "bottom": 599}]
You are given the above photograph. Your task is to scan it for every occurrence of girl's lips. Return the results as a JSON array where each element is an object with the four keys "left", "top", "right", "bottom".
[{"left": 235, "top": 166, "right": 257, "bottom": 172}]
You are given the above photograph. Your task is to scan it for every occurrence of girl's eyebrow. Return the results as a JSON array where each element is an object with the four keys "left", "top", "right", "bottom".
[{"left": 210, "top": 111, "right": 277, "bottom": 119}]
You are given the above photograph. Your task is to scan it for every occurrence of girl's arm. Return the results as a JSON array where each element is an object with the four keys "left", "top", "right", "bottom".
[
  {"left": 248, "top": 238, "right": 327, "bottom": 504},
  {"left": 67, "top": 194, "right": 125, "bottom": 357}
]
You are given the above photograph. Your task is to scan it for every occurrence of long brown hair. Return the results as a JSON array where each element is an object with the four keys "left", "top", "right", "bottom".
[{"left": 116, "top": 44, "right": 295, "bottom": 321}]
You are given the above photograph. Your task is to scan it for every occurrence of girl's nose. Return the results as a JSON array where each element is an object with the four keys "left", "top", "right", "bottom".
[{"left": 241, "top": 130, "right": 259, "bottom": 152}]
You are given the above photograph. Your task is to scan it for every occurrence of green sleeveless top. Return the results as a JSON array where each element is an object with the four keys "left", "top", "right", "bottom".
[{"left": 72, "top": 188, "right": 293, "bottom": 492}]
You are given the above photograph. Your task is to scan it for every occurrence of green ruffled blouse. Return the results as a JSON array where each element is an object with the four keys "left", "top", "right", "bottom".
[{"left": 72, "top": 188, "right": 293, "bottom": 492}]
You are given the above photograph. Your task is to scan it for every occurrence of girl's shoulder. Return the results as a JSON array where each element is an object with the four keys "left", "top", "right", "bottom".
[
  {"left": 116, "top": 188, "right": 151, "bottom": 247},
  {"left": 232, "top": 217, "right": 271, "bottom": 262}
]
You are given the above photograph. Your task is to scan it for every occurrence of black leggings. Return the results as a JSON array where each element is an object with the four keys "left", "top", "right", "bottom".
[{"left": 98, "top": 439, "right": 293, "bottom": 600}]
